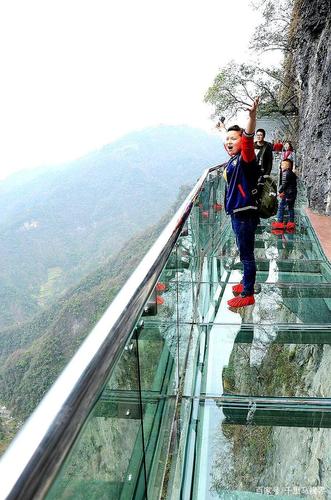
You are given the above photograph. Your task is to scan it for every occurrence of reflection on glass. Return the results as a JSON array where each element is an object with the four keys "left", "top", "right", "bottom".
[{"left": 194, "top": 399, "right": 331, "bottom": 499}]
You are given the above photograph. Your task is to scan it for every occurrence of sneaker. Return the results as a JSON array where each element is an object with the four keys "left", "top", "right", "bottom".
[
  {"left": 227, "top": 294, "right": 255, "bottom": 308},
  {"left": 271, "top": 221, "right": 284, "bottom": 229},
  {"left": 232, "top": 283, "right": 244, "bottom": 295},
  {"left": 156, "top": 282, "right": 166, "bottom": 292},
  {"left": 286, "top": 222, "right": 296, "bottom": 230}
]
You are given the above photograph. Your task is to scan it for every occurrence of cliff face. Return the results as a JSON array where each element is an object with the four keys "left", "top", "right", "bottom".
[{"left": 293, "top": 0, "right": 331, "bottom": 214}]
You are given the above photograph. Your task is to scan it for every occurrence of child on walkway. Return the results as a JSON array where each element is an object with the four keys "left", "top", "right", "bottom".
[{"left": 272, "top": 159, "right": 297, "bottom": 231}]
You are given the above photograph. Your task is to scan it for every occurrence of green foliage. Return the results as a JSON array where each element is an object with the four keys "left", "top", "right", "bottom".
[
  {"left": 216, "top": 424, "right": 272, "bottom": 492},
  {"left": 224, "top": 342, "right": 305, "bottom": 398},
  {"left": 259, "top": 344, "right": 305, "bottom": 397},
  {"left": 0, "top": 412, "right": 20, "bottom": 457},
  {"left": 205, "top": 62, "right": 297, "bottom": 121},
  {"left": 38, "top": 267, "right": 64, "bottom": 306}
]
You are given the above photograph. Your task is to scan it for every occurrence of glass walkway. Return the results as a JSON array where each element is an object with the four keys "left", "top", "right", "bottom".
[{"left": 1, "top": 163, "right": 331, "bottom": 499}]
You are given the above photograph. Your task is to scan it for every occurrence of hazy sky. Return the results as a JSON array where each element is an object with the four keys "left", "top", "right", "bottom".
[{"left": 0, "top": 0, "right": 264, "bottom": 179}]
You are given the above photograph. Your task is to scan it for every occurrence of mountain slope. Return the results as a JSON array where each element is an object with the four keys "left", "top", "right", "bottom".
[
  {"left": 0, "top": 187, "right": 188, "bottom": 423},
  {"left": 0, "top": 126, "right": 225, "bottom": 328}
]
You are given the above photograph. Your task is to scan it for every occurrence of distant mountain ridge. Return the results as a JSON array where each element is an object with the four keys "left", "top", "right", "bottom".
[{"left": 0, "top": 125, "right": 225, "bottom": 328}]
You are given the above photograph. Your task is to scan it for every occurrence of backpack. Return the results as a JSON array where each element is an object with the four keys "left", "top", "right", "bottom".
[{"left": 253, "top": 175, "right": 278, "bottom": 219}]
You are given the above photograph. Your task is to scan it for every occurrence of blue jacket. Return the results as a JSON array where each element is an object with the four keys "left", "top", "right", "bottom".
[{"left": 225, "top": 134, "right": 259, "bottom": 215}]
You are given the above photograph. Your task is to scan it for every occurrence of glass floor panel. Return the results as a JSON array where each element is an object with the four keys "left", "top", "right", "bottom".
[
  {"left": 157, "top": 264, "right": 331, "bottom": 289},
  {"left": 193, "top": 399, "right": 331, "bottom": 499},
  {"left": 170, "top": 189, "right": 331, "bottom": 498},
  {"left": 192, "top": 215, "right": 309, "bottom": 228},
  {"left": 176, "top": 199, "right": 331, "bottom": 500},
  {"left": 217, "top": 234, "right": 324, "bottom": 261},
  {"left": 215, "top": 283, "right": 331, "bottom": 326},
  {"left": 258, "top": 218, "right": 310, "bottom": 232},
  {"left": 215, "top": 244, "right": 323, "bottom": 261},
  {"left": 255, "top": 233, "right": 317, "bottom": 243},
  {"left": 201, "top": 322, "right": 331, "bottom": 399},
  {"left": 225, "top": 267, "right": 331, "bottom": 284},
  {"left": 152, "top": 281, "right": 331, "bottom": 325},
  {"left": 228, "top": 259, "right": 329, "bottom": 273}
]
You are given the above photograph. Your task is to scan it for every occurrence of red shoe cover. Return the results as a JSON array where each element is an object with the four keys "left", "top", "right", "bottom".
[
  {"left": 156, "top": 282, "right": 166, "bottom": 292},
  {"left": 271, "top": 229, "right": 284, "bottom": 235},
  {"left": 156, "top": 296, "right": 164, "bottom": 305},
  {"left": 232, "top": 283, "right": 244, "bottom": 294},
  {"left": 287, "top": 222, "right": 296, "bottom": 230},
  {"left": 213, "top": 203, "right": 222, "bottom": 211},
  {"left": 271, "top": 221, "right": 284, "bottom": 229},
  {"left": 202, "top": 211, "right": 209, "bottom": 218},
  {"left": 227, "top": 295, "right": 255, "bottom": 308}
]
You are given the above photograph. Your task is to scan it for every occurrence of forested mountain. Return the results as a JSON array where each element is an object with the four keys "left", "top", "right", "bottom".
[
  {"left": 0, "top": 188, "right": 188, "bottom": 448},
  {"left": 0, "top": 126, "right": 224, "bottom": 329}
]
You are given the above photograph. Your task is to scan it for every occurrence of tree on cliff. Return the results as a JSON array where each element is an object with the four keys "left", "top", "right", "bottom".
[
  {"left": 205, "top": 0, "right": 297, "bottom": 134},
  {"left": 249, "top": 0, "right": 294, "bottom": 53},
  {"left": 204, "top": 62, "right": 297, "bottom": 122}
]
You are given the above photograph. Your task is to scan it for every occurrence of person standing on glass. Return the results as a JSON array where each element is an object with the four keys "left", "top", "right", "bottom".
[
  {"left": 272, "top": 158, "right": 297, "bottom": 231},
  {"left": 278, "top": 140, "right": 296, "bottom": 187},
  {"left": 254, "top": 128, "right": 273, "bottom": 175},
  {"left": 281, "top": 141, "right": 295, "bottom": 164},
  {"left": 273, "top": 139, "right": 283, "bottom": 152},
  {"left": 221, "top": 98, "right": 260, "bottom": 308}
]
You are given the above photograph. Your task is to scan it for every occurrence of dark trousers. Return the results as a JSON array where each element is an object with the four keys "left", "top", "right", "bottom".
[
  {"left": 277, "top": 198, "right": 295, "bottom": 222},
  {"left": 231, "top": 213, "right": 259, "bottom": 295}
]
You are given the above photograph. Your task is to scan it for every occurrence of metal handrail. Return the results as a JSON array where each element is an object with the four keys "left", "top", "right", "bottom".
[{"left": 0, "top": 163, "right": 225, "bottom": 499}]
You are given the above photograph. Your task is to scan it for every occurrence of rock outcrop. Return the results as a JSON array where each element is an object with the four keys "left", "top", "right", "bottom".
[{"left": 293, "top": 0, "right": 331, "bottom": 214}]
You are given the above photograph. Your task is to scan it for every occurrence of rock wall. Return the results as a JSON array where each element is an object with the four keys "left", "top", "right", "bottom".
[{"left": 293, "top": 0, "right": 331, "bottom": 214}]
